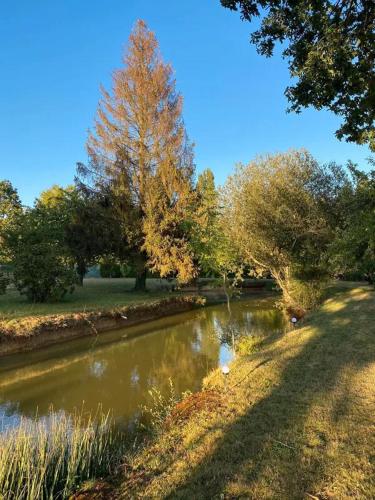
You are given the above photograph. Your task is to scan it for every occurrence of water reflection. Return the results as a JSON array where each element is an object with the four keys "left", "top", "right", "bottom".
[{"left": 0, "top": 297, "right": 285, "bottom": 429}]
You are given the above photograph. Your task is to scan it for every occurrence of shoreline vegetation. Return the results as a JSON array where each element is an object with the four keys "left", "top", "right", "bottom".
[
  {"left": 0, "top": 407, "right": 122, "bottom": 500},
  {"left": 0, "top": 278, "right": 274, "bottom": 357},
  {"left": 115, "top": 284, "right": 375, "bottom": 499}
]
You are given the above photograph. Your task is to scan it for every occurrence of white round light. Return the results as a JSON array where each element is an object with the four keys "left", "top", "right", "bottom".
[
  {"left": 291, "top": 317, "right": 297, "bottom": 323},
  {"left": 222, "top": 365, "right": 230, "bottom": 375}
]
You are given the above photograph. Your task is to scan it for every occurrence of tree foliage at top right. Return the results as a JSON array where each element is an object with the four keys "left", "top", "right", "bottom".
[{"left": 221, "top": 0, "right": 375, "bottom": 150}]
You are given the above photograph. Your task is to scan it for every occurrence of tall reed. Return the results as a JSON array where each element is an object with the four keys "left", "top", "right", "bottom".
[{"left": 0, "top": 407, "right": 121, "bottom": 499}]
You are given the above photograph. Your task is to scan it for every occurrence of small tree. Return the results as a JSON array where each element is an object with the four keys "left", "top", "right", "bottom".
[
  {"left": 223, "top": 150, "right": 347, "bottom": 311},
  {"left": 193, "top": 169, "right": 221, "bottom": 276},
  {"left": 6, "top": 207, "right": 76, "bottom": 302},
  {"left": 193, "top": 169, "right": 242, "bottom": 307}
]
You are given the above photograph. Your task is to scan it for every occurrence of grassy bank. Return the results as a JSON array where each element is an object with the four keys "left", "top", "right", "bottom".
[
  {"left": 118, "top": 285, "right": 375, "bottom": 498},
  {"left": 0, "top": 278, "right": 172, "bottom": 320},
  {"left": 0, "top": 277, "right": 275, "bottom": 321}
]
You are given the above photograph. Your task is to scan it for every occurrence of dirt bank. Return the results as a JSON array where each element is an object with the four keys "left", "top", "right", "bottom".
[{"left": 0, "top": 295, "right": 205, "bottom": 357}]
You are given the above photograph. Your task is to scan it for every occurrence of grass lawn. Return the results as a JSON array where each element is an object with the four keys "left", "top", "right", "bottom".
[
  {"left": 119, "top": 284, "right": 375, "bottom": 499},
  {"left": 0, "top": 278, "right": 172, "bottom": 320}
]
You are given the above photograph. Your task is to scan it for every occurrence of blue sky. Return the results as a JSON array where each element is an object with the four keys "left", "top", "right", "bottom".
[{"left": 0, "top": 0, "right": 372, "bottom": 206}]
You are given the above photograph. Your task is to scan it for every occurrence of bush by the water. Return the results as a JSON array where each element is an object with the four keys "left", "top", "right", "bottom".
[
  {"left": 235, "top": 335, "right": 263, "bottom": 356},
  {"left": 141, "top": 379, "right": 189, "bottom": 433},
  {"left": 287, "top": 278, "right": 325, "bottom": 311},
  {"left": 0, "top": 408, "right": 122, "bottom": 500}
]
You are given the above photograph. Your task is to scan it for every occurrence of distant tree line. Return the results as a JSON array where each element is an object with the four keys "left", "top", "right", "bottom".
[{"left": 0, "top": 20, "right": 373, "bottom": 312}]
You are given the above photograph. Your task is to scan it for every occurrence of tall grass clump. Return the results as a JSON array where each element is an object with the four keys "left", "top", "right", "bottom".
[
  {"left": 141, "top": 379, "right": 191, "bottom": 434},
  {"left": 0, "top": 407, "right": 122, "bottom": 499}
]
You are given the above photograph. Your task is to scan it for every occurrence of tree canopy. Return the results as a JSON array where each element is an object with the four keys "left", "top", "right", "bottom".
[
  {"left": 5, "top": 206, "right": 77, "bottom": 302},
  {"left": 0, "top": 180, "right": 22, "bottom": 262},
  {"left": 79, "top": 20, "right": 196, "bottom": 289},
  {"left": 223, "top": 150, "right": 348, "bottom": 310},
  {"left": 330, "top": 163, "right": 375, "bottom": 283},
  {"left": 37, "top": 185, "right": 122, "bottom": 284},
  {"left": 221, "top": 0, "right": 375, "bottom": 150}
]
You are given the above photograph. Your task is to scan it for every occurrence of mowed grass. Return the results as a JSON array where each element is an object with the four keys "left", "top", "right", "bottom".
[
  {"left": 120, "top": 285, "right": 375, "bottom": 499},
  {"left": 0, "top": 278, "right": 172, "bottom": 320}
]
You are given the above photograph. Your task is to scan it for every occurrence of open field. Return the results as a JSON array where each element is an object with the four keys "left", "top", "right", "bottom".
[
  {"left": 0, "top": 278, "right": 172, "bottom": 320},
  {"left": 118, "top": 284, "right": 375, "bottom": 499}
]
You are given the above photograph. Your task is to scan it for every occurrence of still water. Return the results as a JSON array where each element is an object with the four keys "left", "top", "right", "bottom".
[{"left": 0, "top": 297, "right": 285, "bottom": 430}]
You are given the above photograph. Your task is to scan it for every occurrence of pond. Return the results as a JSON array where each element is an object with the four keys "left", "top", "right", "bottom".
[{"left": 0, "top": 296, "right": 286, "bottom": 431}]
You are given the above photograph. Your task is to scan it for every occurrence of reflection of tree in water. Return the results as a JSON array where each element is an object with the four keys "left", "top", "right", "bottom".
[
  {"left": 0, "top": 299, "right": 284, "bottom": 427},
  {"left": 208, "top": 301, "right": 286, "bottom": 352},
  {"left": 146, "top": 322, "right": 220, "bottom": 397},
  {"left": 2, "top": 315, "right": 222, "bottom": 422}
]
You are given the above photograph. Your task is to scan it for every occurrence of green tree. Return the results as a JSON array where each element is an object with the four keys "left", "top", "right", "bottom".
[
  {"left": 194, "top": 169, "right": 220, "bottom": 276},
  {"left": 37, "top": 185, "right": 124, "bottom": 285},
  {"left": 37, "top": 184, "right": 75, "bottom": 208},
  {"left": 193, "top": 169, "right": 242, "bottom": 306},
  {"left": 0, "top": 180, "right": 22, "bottom": 294},
  {"left": 0, "top": 180, "right": 22, "bottom": 261},
  {"left": 223, "top": 150, "right": 347, "bottom": 311},
  {"left": 6, "top": 207, "right": 76, "bottom": 302},
  {"left": 79, "top": 20, "right": 196, "bottom": 290},
  {"left": 330, "top": 163, "right": 375, "bottom": 284},
  {"left": 221, "top": 0, "right": 375, "bottom": 150}
]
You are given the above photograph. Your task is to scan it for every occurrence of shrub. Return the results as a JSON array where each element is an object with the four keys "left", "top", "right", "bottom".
[
  {"left": 0, "top": 408, "right": 122, "bottom": 500},
  {"left": 141, "top": 379, "right": 191, "bottom": 433},
  {"left": 99, "top": 261, "right": 123, "bottom": 278},
  {"left": 13, "top": 254, "right": 76, "bottom": 303},
  {"left": 0, "top": 271, "right": 9, "bottom": 295},
  {"left": 287, "top": 278, "right": 326, "bottom": 311},
  {"left": 7, "top": 208, "right": 77, "bottom": 302},
  {"left": 236, "top": 335, "right": 263, "bottom": 356}
]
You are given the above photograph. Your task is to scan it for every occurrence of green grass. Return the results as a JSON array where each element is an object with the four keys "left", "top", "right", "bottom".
[
  {"left": 0, "top": 278, "right": 172, "bottom": 320},
  {"left": 0, "top": 407, "right": 121, "bottom": 500},
  {"left": 119, "top": 284, "right": 375, "bottom": 499}
]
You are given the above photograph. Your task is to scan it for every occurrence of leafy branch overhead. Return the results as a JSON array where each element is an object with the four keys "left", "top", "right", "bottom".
[{"left": 221, "top": 0, "right": 375, "bottom": 150}]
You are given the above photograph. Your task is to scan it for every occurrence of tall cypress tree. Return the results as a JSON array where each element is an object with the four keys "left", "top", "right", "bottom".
[{"left": 79, "top": 20, "right": 196, "bottom": 290}]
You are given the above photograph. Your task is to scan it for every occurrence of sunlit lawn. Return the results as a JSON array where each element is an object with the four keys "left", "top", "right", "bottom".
[
  {"left": 120, "top": 283, "right": 375, "bottom": 499},
  {"left": 0, "top": 278, "right": 172, "bottom": 320}
]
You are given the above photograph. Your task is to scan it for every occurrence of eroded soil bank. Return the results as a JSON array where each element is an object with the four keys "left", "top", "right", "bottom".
[{"left": 0, "top": 295, "right": 205, "bottom": 357}]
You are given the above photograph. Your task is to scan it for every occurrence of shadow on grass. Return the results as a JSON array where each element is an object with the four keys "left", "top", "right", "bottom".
[{"left": 167, "top": 290, "right": 375, "bottom": 499}]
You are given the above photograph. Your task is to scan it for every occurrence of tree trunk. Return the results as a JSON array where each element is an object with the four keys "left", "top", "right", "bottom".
[
  {"left": 134, "top": 254, "right": 147, "bottom": 291},
  {"left": 76, "top": 260, "right": 87, "bottom": 286},
  {"left": 134, "top": 268, "right": 147, "bottom": 291},
  {"left": 272, "top": 267, "right": 294, "bottom": 306},
  {"left": 222, "top": 272, "right": 232, "bottom": 315}
]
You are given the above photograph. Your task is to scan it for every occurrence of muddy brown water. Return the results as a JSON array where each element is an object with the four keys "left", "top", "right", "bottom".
[{"left": 0, "top": 297, "right": 286, "bottom": 430}]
